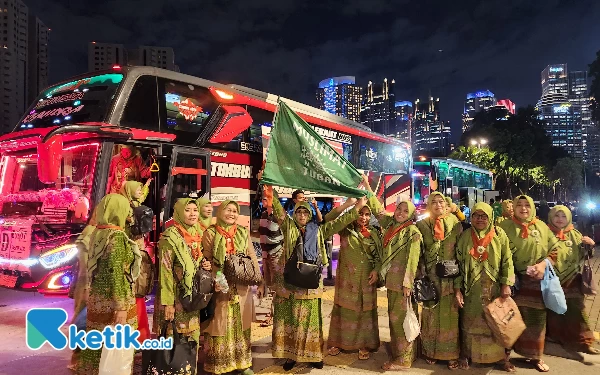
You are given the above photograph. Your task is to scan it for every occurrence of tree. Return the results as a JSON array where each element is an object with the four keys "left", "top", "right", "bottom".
[
  {"left": 549, "top": 158, "right": 584, "bottom": 202},
  {"left": 590, "top": 49, "right": 600, "bottom": 123}
]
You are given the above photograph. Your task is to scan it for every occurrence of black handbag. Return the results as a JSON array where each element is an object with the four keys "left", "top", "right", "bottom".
[
  {"left": 199, "top": 294, "right": 216, "bottom": 323},
  {"left": 435, "top": 259, "right": 460, "bottom": 278},
  {"left": 284, "top": 233, "right": 323, "bottom": 290},
  {"left": 142, "top": 321, "right": 197, "bottom": 375},
  {"left": 413, "top": 245, "right": 439, "bottom": 304},
  {"left": 175, "top": 267, "right": 214, "bottom": 312}
]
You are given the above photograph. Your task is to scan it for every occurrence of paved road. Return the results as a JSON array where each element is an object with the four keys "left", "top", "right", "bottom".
[{"left": 0, "top": 285, "right": 599, "bottom": 375}]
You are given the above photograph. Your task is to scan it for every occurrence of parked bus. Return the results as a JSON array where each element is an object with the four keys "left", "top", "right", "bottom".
[
  {"left": 412, "top": 157, "right": 494, "bottom": 210},
  {"left": 0, "top": 66, "right": 411, "bottom": 296}
]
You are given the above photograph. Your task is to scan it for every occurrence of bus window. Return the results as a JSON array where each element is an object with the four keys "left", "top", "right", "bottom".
[
  {"left": 210, "top": 105, "right": 269, "bottom": 154},
  {"left": 120, "top": 75, "right": 160, "bottom": 131},
  {"left": 161, "top": 79, "right": 219, "bottom": 136}
]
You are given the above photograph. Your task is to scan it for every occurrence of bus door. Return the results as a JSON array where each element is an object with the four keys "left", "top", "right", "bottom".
[{"left": 163, "top": 146, "right": 211, "bottom": 228}]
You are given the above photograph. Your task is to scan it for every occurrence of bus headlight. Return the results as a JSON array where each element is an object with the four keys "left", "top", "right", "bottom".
[{"left": 39, "top": 244, "right": 78, "bottom": 269}]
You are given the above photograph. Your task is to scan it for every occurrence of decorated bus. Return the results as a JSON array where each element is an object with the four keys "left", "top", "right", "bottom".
[
  {"left": 0, "top": 66, "right": 411, "bottom": 295},
  {"left": 412, "top": 157, "right": 495, "bottom": 209}
]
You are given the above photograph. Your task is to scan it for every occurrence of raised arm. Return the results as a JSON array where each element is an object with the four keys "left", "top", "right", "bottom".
[
  {"left": 324, "top": 197, "right": 358, "bottom": 222},
  {"left": 310, "top": 198, "right": 323, "bottom": 223},
  {"left": 320, "top": 196, "right": 366, "bottom": 239}
]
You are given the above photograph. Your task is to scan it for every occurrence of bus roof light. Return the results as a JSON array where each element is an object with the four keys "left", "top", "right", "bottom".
[
  {"left": 215, "top": 89, "right": 234, "bottom": 100},
  {"left": 112, "top": 65, "right": 121, "bottom": 70}
]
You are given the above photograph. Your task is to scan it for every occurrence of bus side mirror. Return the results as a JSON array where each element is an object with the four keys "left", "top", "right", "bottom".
[
  {"left": 208, "top": 105, "right": 253, "bottom": 144},
  {"left": 37, "top": 135, "right": 63, "bottom": 184}
]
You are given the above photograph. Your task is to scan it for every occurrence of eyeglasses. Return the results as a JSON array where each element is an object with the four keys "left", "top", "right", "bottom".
[
  {"left": 295, "top": 210, "right": 310, "bottom": 216},
  {"left": 472, "top": 214, "right": 488, "bottom": 220}
]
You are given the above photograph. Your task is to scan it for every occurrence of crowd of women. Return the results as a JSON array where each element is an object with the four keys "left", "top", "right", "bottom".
[{"left": 68, "top": 171, "right": 598, "bottom": 375}]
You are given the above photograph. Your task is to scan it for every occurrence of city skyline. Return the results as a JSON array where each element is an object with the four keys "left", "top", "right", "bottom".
[{"left": 5, "top": 0, "right": 600, "bottom": 143}]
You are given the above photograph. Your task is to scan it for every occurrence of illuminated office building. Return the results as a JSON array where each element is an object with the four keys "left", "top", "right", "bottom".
[
  {"left": 542, "top": 64, "right": 568, "bottom": 97},
  {"left": 569, "top": 70, "right": 600, "bottom": 172},
  {"left": 412, "top": 95, "right": 452, "bottom": 156},
  {"left": 361, "top": 78, "right": 396, "bottom": 134},
  {"left": 392, "top": 101, "right": 413, "bottom": 142},
  {"left": 497, "top": 99, "right": 516, "bottom": 114},
  {"left": 0, "top": 0, "right": 49, "bottom": 134},
  {"left": 462, "top": 90, "right": 497, "bottom": 132},
  {"left": 315, "top": 76, "right": 362, "bottom": 123},
  {"left": 536, "top": 92, "right": 583, "bottom": 159}
]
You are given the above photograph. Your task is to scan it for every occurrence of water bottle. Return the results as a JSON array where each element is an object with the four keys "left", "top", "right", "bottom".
[{"left": 215, "top": 271, "right": 229, "bottom": 293}]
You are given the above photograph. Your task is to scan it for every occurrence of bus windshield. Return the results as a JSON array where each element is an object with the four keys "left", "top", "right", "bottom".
[
  {"left": 0, "top": 143, "right": 99, "bottom": 224},
  {"left": 14, "top": 73, "right": 124, "bottom": 131}
]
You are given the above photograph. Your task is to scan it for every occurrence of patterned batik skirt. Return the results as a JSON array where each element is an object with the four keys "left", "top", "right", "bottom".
[
  {"left": 513, "top": 275, "right": 546, "bottom": 360},
  {"left": 420, "top": 278, "right": 460, "bottom": 361},
  {"left": 387, "top": 289, "right": 417, "bottom": 366},
  {"left": 547, "top": 275, "right": 596, "bottom": 351},
  {"left": 460, "top": 274, "right": 506, "bottom": 364},
  {"left": 272, "top": 294, "right": 324, "bottom": 362},
  {"left": 203, "top": 300, "right": 252, "bottom": 374},
  {"left": 75, "top": 294, "right": 138, "bottom": 374}
]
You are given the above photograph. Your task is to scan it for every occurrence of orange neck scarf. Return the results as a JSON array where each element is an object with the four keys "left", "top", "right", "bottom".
[
  {"left": 97, "top": 224, "right": 122, "bottom": 230},
  {"left": 548, "top": 223, "right": 573, "bottom": 241},
  {"left": 173, "top": 222, "right": 202, "bottom": 260},
  {"left": 215, "top": 224, "right": 238, "bottom": 255},
  {"left": 432, "top": 215, "right": 447, "bottom": 241},
  {"left": 470, "top": 227, "right": 496, "bottom": 261},
  {"left": 512, "top": 217, "right": 537, "bottom": 238},
  {"left": 357, "top": 224, "right": 371, "bottom": 238},
  {"left": 383, "top": 221, "right": 413, "bottom": 247}
]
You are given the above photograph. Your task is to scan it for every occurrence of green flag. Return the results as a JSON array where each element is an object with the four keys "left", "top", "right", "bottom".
[{"left": 261, "top": 100, "right": 366, "bottom": 197}]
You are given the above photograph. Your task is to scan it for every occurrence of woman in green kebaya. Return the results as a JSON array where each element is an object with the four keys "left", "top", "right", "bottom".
[
  {"left": 75, "top": 194, "right": 141, "bottom": 375},
  {"left": 499, "top": 195, "right": 559, "bottom": 372},
  {"left": 415, "top": 192, "right": 462, "bottom": 369},
  {"left": 455, "top": 202, "right": 516, "bottom": 371},
  {"left": 546, "top": 205, "right": 599, "bottom": 355},
  {"left": 202, "top": 200, "right": 259, "bottom": 375}
]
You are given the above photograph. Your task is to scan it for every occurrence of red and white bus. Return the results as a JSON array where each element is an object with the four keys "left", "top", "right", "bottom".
[{"left": 0, "top": 66, "right": 411, "bottom": 295}]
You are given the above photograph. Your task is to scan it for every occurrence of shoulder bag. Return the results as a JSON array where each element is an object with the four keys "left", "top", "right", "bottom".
[
  {"left": 222, "top": 228, "right": 263, "bottom": 286},
  {"left": 142, "top": 321, "right": 197, "bottom": 375},
  {"left": 174, "top": 266, "right": 214, "bottom": 312},
  {"left": 413, "top": 243, "right": 439, "bottom": 304},
  {"left": 580, "top": 244, "right": 597, "bottom": 295},
  {"left": 284, "top": 232, "right": 323, "bottom": 290}
]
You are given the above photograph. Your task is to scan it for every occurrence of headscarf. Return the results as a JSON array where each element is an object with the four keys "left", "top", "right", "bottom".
[
  {"left": 501, "top": 199, "right": 513, "bottom": 218},
  {"left": 120, "top": 181, "right": 144, "bottom": 207},
  {"left": 383, "top": 200, "right": 416, "bottom": 247},
  {"left": 445, "top": 196, "right": 453, "bottom": 209},
  {"left": 195, "top": 197, "right": 212, "bottom": 230},
  {"left": 469, "top": 202, "right": 496, "bottom": 261},
  {"left": 511, "top": 195, "right": 538, "bottom": 238},
  {"left": 548, "top": 205, "right": 574, "bottom": 240},
  {"left": 87, "top": 194, "right": 141, "bottom": 283},
  {"left": 353, "top": 204, "right": 373, "bottom": 238},
  {"left": 159, "top": 198, "right": 202, "bottom": 299},
  {"left": 212, "top": 200, "right": 245, "bottom": 268},
  {"left": 428, "top": 192, "right": 447, "bottom": 240},
  {"left": 293, "top": 201, "right": 313, "bottom": 226}
]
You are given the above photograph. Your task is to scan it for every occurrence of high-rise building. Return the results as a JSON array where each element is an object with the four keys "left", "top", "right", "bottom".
[
  {"left": 541, "top": 64, "right": 568, "bottom": 97},
  {"left": 27, "top": 15, "right": 49, "bottom": 105},
  {"left": 315, "top": 76, "right": 362, "bottom": 122},
  {"left": 536, "top": 93, "right": 583, "bottom": 159},
  {"left": 88, "top": 43, "right": 179, "bottom": 72},
  {"left": 462, "top": 90, "right": 497, "bottom": 132},
  {"left": 569, "top": 70, "right": 600, "bottom": 173},
  {"left": 393, "top": 101, "right": 413, "bottom": 142},
  {"left": 361, "top": 78, "right": 396, "bottom": 134},
  {"left": 88, "top": 42, "right": 127, "bottom": 71},
  {"left": 128, "top": 46, "right": 179, "bottom": 71},
  {"left": 0, "top": 0, "right": 49, "bottom": 134},
  {"left": 412, "top": 95, "right": 452, "bottom": 156},
  {"left": 497, "top": 99, "right": 516, "bottom": 114}
]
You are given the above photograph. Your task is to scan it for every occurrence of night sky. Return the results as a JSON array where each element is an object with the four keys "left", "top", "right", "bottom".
[{"left": 25, "top": 0, "right": 600, "bottom": 143}]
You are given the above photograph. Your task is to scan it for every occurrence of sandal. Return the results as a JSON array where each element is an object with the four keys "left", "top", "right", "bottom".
[
  {"left": 533, "top": 360, "right": 549, "bottom": 372},
  {"left": 358, "top": 349, "right": 370, "bottom": 360},
  {"left": 448, "top": 360, "right": 460, "bottom": 370},
  {"left": 585, "top": 346, "right": 600, "bottom": 355},
  {"left": 458, "top": 358, "right": 469, "bottom": 370},
  {"left": 328, "top": 347, "right": 341, "bottom": 356},
  {"left": 382, "top": 362, "right": 410, "bottom": 371},
  {"left": 259, "top": 316, "right": 273, "bottom": 327},
  {"left": 502, "top": 361, "right": 516, "bottom": 373},
  {"left": 425, "top": 358, "right": 437, "bottom": 365}
]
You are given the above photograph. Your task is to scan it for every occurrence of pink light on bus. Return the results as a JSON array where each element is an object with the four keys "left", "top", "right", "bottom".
[
  {"left": 215, "top": 89, "right": 234, "bottom": 100},
  {"left": 112, "top": 65, "right": 121, "bottom": 70}
]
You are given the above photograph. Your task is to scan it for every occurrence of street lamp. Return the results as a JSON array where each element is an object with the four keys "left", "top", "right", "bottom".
[{"left": 471, "top": 138, "right": 488, "bottom": 149}]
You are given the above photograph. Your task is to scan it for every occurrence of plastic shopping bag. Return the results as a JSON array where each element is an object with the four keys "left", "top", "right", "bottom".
[
  {"left": 98, "top": 326, "right": 136, "bottom": 375},
  {"left": 403, "top": 299, "right": 420, "bottom": 342},
  {"left": 541, "top": 259, "right": 567, "bottom": 314}
]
